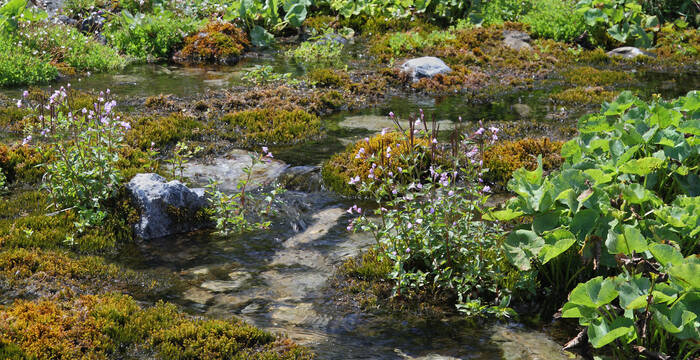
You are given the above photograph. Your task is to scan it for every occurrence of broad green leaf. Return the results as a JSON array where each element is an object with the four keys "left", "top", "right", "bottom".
[
  {"left": 569, "top": 276, "right": 619, "bottom": 308},
  {"left": 619, "top": 157, "right": 664, "bottom": 176},
  {"left": 678, "top": 120, "right": 700, "bottom": 135},
  {"left": 555, "top": 189, "right": 578, "bottom": 212},
  {"left": 584, "top": 169, "right": 612, "bottom": 185},
  {"left": 649, "top": 243, "right": 684, "bottom": 268},
  {"left": 618, "top": 275, "right": 650, "bottom": 310},
  {"left": 561, "top": 302, "right": 598, "bottom": 324},
  {"left": 504, "top": 229, "right": 543, "bottom": 271},
  {"left": 606, "top": 225, "right": 648, "bottom": 255},
  {"left": 283, "top": 3, "right": 307, "bottom": 27},
  {"left": 485, "top": 207, "right": 524, "bottom": 221},
  {"left": 532, "top": 211, "right": 560, "bottom": 234},
  {"left": 250, "top": 25, "right": 275, "bottom": 47},
  {"left": 571, "top": 209, "right": 598, "bottom": 243},
  {"left": 560, "top": 139, "right": 581, "bottom": 162},
  {"left": 669, "top": 262, "right": 700, "bottom": 289},
  {"left": 588, "top": 317, "right": 635, "bottom": 348},
  {"left": 621, "top": 183, "right": 662, "bottom": 206},
  {"left": 652, "top": 304, "right": 697, "bottom": 334},
  {"left": 539, "top": 229, "right": 576, "bottom": 264}
]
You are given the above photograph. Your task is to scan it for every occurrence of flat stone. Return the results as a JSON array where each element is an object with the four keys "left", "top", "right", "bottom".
[
  {"left": 401, "top": 57, "right": 452, "bottom": 82},
  {"left": 606, "top": 46, "right": 656, "bottom": 59},
  {"left": 183, "top": 287, "right": 214, "bottom": 304},
  {"left": 491, "top": 325, "right": 579, "bottom": 360},
  {"left": 278, "top": 166, "right": 323, "bottom": 192},
  {"left": 503, "top": 30, "right": 532, "bottom": 51}
]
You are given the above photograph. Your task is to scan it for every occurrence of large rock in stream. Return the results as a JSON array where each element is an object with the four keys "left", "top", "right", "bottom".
[
  {"left": 127, "top": 173, "right": 209, "bottom": 240},
  {"left": 606, "top": 46, "right": 656, "bottom": 59},
  {"left": 503, "top": 30, "right": 532, "bottom": 51},
  {"left": 401, "top": 57, "right": 452, "bottom": 82}
]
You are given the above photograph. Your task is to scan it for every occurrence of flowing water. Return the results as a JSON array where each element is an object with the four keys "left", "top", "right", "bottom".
[{"left": 4, "top": 50, "right": 700, "bottom": 359}]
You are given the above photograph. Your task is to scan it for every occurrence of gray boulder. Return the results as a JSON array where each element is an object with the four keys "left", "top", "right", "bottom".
[
  {"left": 606, "top": 47, "right": 656, "bottom": 59},
  {"left": 401, "top": 57, "right": 452, "bottom": 82},
  {"left": 127, "top": 173, "right": 209, "bottom": 240},
  {"left": 503, "top": 30, "right": 532, "bottom": 51}
]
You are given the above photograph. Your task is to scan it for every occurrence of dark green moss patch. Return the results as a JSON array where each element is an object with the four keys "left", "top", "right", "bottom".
[{"left": 220, "top": 108, "right": 322, "bottom": 147}]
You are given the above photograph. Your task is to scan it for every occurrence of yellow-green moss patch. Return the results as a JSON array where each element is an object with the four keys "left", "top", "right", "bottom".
[
  {"left": 220, "top": 108, "right": 322, "bottom": 147},
  {"left": 483, "top": 138, "right": 563, "bottom": 187},
  {"left": 127, "top": 113, "right": 201, "bottom": 150},
  {"left": 551, "top": 86, "right": 618, "bottom": 104},
  {"left": 563, "top": 66, "right": 633, "bottom": 86}
]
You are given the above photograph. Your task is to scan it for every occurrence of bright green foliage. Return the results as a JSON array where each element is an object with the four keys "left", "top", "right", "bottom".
[
  {"left": 492, "top": 91, "right": 699, "bottom": 358},
  {"left": 521, "top": 0, "right": 585, "bottom": 42},
  {"left": 242, "top": 65, "right": 298, "bottom": 85},
  {"left": 373, "top": 29, "right": 456, "bottom": 59},
  {"left": 18, "top": 22, "right": 125, "bottom": 72},
  {"left": 0, "top": 169, "right": 6, "bottom": 193},
  {"left": 0, "top": 37, "right": 57, "bottom": 86},
  {"left": 104, "top": 10, "right": 198, "bottom": 61},
  {"left": 286, "top": 32, "right": 345, "bottom": 67},
  {"left": 577, "top": 0, "right": 660, "bottom": 48}
]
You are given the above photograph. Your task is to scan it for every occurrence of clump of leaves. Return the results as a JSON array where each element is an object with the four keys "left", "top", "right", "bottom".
[
  {"left": 286, "top": 31, "right": 345, "bottom": 67},
  {"left": 491, "top": 91, "right": 699, "bottom": 358}
]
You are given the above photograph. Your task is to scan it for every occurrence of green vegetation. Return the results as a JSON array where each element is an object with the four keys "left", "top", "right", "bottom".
[
  {"left": 104, "top": 10, "right": 198, "bottom": 61},
  {"left": 127, "top": 113, "right": 201, "bottom": 150},
  {"left": 286, "top": 33, "right": 345, "bottom": 67},
  {"left": 0, "top": 38, "right": 57, "bottom": 86},
  {"left": 483, "top": 138, "right": 563, "bottom": 188},
  {"left": 220, "top": 108, "right": 322, "bottom": 147},
  {"left": 521, "top": 0, "right": 585, "bottom": 42},
  {"left": 491, "top": 91, "right": 699, "bottom": 358}
]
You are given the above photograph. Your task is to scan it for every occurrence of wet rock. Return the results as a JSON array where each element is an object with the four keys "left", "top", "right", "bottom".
[
  {"left": 491, "top": 325, "right": 580, "bottom": 360},
  {"left": 278, "top": 166, "right": 323, "bottom": 192},
  {"left": 606, "top": 47, "right": 656, "bottom": 59},
  {"left": 339, "top": 115, "right": 454, "bottom": 132},
  {"left": 179, "top": 150, "right": 289, "bottom": 193},
  {"left": 183, "top": 287, "right": 214, "bottom": 304},
  {"left": 512, "top": 103, "right": 532, "bottom": 118},
  {"left": 401, "top": 57, "right": 452, "bottom": 82},
  {"left": 80, "top": 12, "right": 107, "bottom": 33},
  {"left": 200, "top": 271, "right": 251, "bottom": 293},
  {"left": 318, "top": 33, "right": 349, "bottom": 46},
  {"left": 127, "top": 173, "right": 209, "bottom": 240},
  {"left": 57, "top": 15, "right": 77, "bottom": 26},
  {"left": 503, "top": 30, "right": 532, "bottom": 51}
]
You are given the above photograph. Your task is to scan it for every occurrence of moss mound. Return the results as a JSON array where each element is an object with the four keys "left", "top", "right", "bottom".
[
  {"left": 0, "top": 293, "right": 312, "bottom": 360},
  {"left": 321, "top": 132, "right": 435, "bottom": 197},
  {"left": 127, "top": 113, "right": 201, "bottom": 150},
  {"left": 483, "top": 137, "right": 563, "bottom": 187},
  {"left": 551, "top": 86, "right": 618, "bottom": 104},
  {"left": 220, "top": 108, "right": 322, "bottom": 147},
  {"left": 563, "top": 66, "right": 633, "bottom": 86},
  {"left": 0, "top": 144, "right": 43, "bottom": 184},
  {"left": 308, "top": 68, "right": 350, "bottom": 87},
  {"left": 174, "top": 21, "right": 249, "bottom": 65}
]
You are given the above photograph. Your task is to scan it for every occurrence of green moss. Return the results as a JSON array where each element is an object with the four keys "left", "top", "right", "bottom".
[
  {"left": 174, "top": 21, "right": 249, "bottom": 64},
  {"left": 0, "top": 293, "right": 311, "bottom": 360},
  {"left": 655, "top": 23, "right": 700, "bottom": 60},
  {"left": 0, "top": 144, "right": 43, "bottom": 184},
  {"left": 303, "top": 15, "right": 336, "bottom": 33},
  {"left": 551, "top": 86, "right": 618, "bottom": 104},
  {"left": 563, "top": 66, "right": 633, "bottom": 86},
  {"left": 308, "top": 68, "right": 349, "bottom": 87},
  {"left": 0, "top": 106, "right": 31, "bottom": 133},
  {"left": 318, "top": 90, "right": 344, "bottom": 109},
  {"left": 127, "top": 113, "right": 201, "bottom": 150},
  {"left": 321, "top": 132, "right": 436, "bottom": 197},
  {"left": 483, "top": 138, "right": 563, "bottom": 187},
  {"left": 220, "top": 108, "right": 322, "bottom": 147}
]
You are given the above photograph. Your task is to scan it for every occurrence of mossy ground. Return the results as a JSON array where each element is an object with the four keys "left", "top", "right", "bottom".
[
  {"left": 483, "top": 138, "right": 563, "bottom": 188},
  {"left": 174, "top": 21, "right": 249, "bottom": 65},
  {"left": 219, "top": 108, "right": 322, "bottom": 147}
]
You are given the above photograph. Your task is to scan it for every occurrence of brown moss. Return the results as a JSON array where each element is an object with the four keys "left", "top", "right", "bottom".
[
  {"left": 303, "top": 15, "right": 337, "bottom": 33},
  {"left": 219, "top": 108, "right": 322, "bottom": 147},
  {"left": 551, "top": 86, "right": 618, "bottom": 104},
  {"left": 174, "top": 21, "right": 249, "bottom": 65},
  {"left": 655, "top": 23, "right": 700, "bottom": 61},
  {"left": 483, "top": 138, "right": 563, "bottom": 187},
  {"left": 0, "top": 144, "right": 44, "bottom": 184},
  {"left": 410, "top": 65, "right": 488, "bottom": 93},
  {"left": 144, "top": 93, "right": 178, "bottom": 110},
  {"left": 223, "top": 85, "right": 364, "bottom": 116}
]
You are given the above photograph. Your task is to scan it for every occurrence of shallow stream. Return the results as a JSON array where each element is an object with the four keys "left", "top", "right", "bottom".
[{"left": 4, "top": 51, "right": 699, "bottom": 359}]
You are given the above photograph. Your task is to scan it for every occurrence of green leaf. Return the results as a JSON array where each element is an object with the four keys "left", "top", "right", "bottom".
[
  {"left": 606, "top": 225, "right": 648, "bottom": 255},
  {"left": 649, "top": 243, "right": 684, "bottom": 268},
  {"left": 561, "top": 139, "right": 581, "bottom": 162},
  {"left": 487, "top": 206, "right": 525, "bottom": 221},
  {"left": 669, "top": 262, "right": 700, "bottom": 289},
  {"left": 652, "top": 303, "right": 697, "bottom": 334},
  {"left": 588, "top": 317, "right": 635, "bottom": 348},
  {"left": 571, "top": 209, "right": 598, "bottom": 242},
  {"left": 504, "top": 229, "right": 543, "bottom": 271},
  {"left": 619, "top": 157, "right": 664, "bottom": 176},
  {"left": 584, "top": 8, "right": 606, "bottom": 26},
  {"left": 618, "top": 276, "right": 651, "bottom": 310},
  {"left": 621, "top": 183, "right": 662, "bottom": 206},
  {"left": 539, "top": 228, "right": 577, "bottom": 264},
  {"left": 283, "top": 3, "right": 307, "bottom": 27},
  {"left": 584, "top": 169, "right": 613, "bottom": 185},
  {"left": 569, "top": 276, "right": 619, "bottom": 308},
  {"left": 250, "top": 25, "right": 275, "bottom": 47},
  {"left": 532, "top": 211, "right": 560, "bottom": 234}
]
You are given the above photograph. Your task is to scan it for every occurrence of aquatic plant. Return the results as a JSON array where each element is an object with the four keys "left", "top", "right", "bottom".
[
  {"left": 166, "top": 141, "right": 203, "bottom": 182},
  {"left": 206, "top": 149, "right": 285, "bottom": 236},
  {"left": 286, "top": 31, "right": 345, "bottom": 66},
  {"left": 220, "top": 108, "right": 321, "bottom": 147},
  {"left": 242, "top": 65, "right": 298, "bottom": 85},
  {"left": 174, "top": 20, "right": 249, "bottom": 64},
  {"left": 491, "top": 91, "right": 700, "bottom": 358},
  {"left": 483, "top": 138, "right": 563, "bottom": 188}
]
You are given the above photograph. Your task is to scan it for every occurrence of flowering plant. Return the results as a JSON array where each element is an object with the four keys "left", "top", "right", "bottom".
[
  {"left": 348, "top": 113, "right": 526, "bottom": 318},
  {"left": 206, "top": 148, "right": 285, "bottom": 236},
  {"left": 21, "top": 87, "right": 127, "bottom": 228}
]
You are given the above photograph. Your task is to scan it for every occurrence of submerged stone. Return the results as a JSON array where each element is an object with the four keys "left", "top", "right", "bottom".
[
  {"left": 503, "top": 30, "right": 532, "bottom": 51},
  {"left": 512, "top": 103, "right": 532, "bottom": 118},
  {"left": 401, "top": 57, "right": 452, "bottom": 82},
  {"left": 127, "top": 173, "right": 209, "bottom": 240},
  {"left": 278, "top": 166, "right": 323, "bottom": 192},
  {"left": 606, "top": 46, "right": 656, "bottom": 59}
]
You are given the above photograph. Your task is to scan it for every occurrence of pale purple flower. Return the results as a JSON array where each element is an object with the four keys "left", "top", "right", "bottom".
[
  {"left": 407, "top": 223, "right": 412, "bottom": 229},
  {"left": 16, "top": 100, "right": 21, "bottom": 108},
  {"left": 22, "top": 90, "right": 29, "bottom": 98},
  {"left": 475, "top": 127, "right": 485, "bottom": 136},
  {"left": 388, "top": 111, "right": 394, "bottom": 118},
  {"left": 405, "top": 247, "right": 411, "bottom": 253},
  {"left": 82, "top": 108, "right": 88, "bottom": 114},
  {"left": 348, "top": 175, "right": 360, "bottom": 185},
  {"left": 22, "top": 135, "right": 32, "bottom": 145},
  {"left": 381, "top": 128, "right": 388, "bottom": 136},
  {"left": 119, "top": 121, "right": 131, "bottom": 130},
  {"left": 483, "top": 185, "right": 491, "bottom": 193},
  {"left": 448, "top": 190, "right": 454, "bottom": 196},
  {"left": 262, "top": 146, "right": 269, "bottom": 153},
  {"left": 432, "top": 138, "right": 438, "bottom": 144},
  {"left": 489, "top": 126, "right": 499, "bottom": 134}
]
